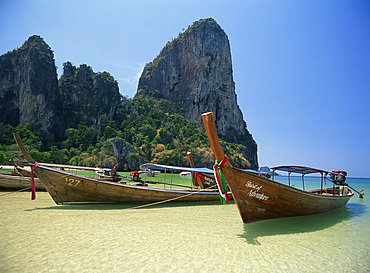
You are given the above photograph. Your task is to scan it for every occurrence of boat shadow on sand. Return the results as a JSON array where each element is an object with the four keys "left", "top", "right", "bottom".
[{"left": 239, "top": 203, "right": 366, "bottom": 245}]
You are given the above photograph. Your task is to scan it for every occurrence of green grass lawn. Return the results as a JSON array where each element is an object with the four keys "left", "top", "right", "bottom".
[
  {"left": 138, "top": 172, "right": 194, "bottom": 189},
  {"left": 64, "top": 169, "right": 195, "bottom": 190}
]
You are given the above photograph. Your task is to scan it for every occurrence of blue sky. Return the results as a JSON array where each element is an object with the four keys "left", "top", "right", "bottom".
[{"left": 1, "top": 0, "right": 369, "bottom": 177}]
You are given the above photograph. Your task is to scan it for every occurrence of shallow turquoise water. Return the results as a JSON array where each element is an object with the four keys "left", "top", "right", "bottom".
[{"left": 1, "top": 177, "right": 369, "bottom": 272}]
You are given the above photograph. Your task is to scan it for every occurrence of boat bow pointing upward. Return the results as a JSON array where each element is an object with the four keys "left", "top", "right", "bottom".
[{"left": 202, "top": 111, "right": 355, "bottom": 223}]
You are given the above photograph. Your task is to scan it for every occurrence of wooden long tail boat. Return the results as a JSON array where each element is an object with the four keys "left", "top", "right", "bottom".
[
  {"left": 12, "top": 158, "right": 33, "bottom": 177},
  {"left": 202, "top": 112, "right": 357, "bottom": 223},
  {"left": 0, "top": 172, "right": 45, "bottom": 191},
  {"left": 95, "top": 168, "right": 122, "bottom": 182},
  {"left": 187, "top": 152, "right": 216, "bottom": 189},
  {"left": 0, "top": 162, "right": 45, "bottom": 191},
  {"left": 13, "top": 133, "right": 222, "bottom": 205}
]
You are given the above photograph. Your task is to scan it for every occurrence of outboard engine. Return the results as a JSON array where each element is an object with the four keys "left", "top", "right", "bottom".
[{"left": 331, "top": 170, "right": 347, "bottom": 184}]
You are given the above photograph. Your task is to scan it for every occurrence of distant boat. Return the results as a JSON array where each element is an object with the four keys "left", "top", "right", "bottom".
[
  {"left": 13, "top": 133, "right": 226, "bottom": 205},
  {"left": 179, "top": 172, "right": 192, "bottom": 177},
  {"left": 95, "top": 168, "right": 122, "bottom": 182},
  {"left": 12, "top": 158, "right": 34, "bottom": 177},
  {"left": 202, "top": 112, "right": 360, "bottom": 223},
  {"left": 0, "top": 171, "right": 45, "bottom": 191},
  {"left": 186, "top": 151, "right": 216, "bottom": 188},
  {"left": 140, "top": 162, "right": 219, "bottom": 189},
  {"left": 0, "top": 161, "right": 45, "bottom": 191}
]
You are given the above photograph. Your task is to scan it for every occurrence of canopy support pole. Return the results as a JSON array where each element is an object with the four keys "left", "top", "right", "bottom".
[
  {"left": 164, "top": 169, "right": 166, "bottom": 189},
  {"left": 170, "top": 171, "right": 173, "bottom": 190}
]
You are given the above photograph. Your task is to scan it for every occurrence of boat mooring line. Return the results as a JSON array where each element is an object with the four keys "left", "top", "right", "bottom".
[
  {"left": 0, "top": 187, "right": 31, "bottom": 197},
  {"left": 125, "top": 185, "right": 218, "bottom": 210}
]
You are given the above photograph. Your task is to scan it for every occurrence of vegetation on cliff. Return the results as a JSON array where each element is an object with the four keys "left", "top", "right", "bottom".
[
  {"left": 0, "top": 93, "right": 250, "bottom": 170},
  {"left": 59, "top": 62, "right": 121, "bottom": 128}
]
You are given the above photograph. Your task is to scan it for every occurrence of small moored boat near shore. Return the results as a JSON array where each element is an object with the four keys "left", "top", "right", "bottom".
[
  {"left": 0, "top": 161, "right": 45, "bottom": 191},
  {"left": 202, "top": 112, "right": 363, "bottom": 223},
  {"left": 0, "top": 171, "right": 45, "bottom": 191}
]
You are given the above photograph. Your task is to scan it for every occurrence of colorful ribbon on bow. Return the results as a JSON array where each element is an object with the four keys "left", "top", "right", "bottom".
[
  {"left": 191, "top": 172, "right": 206, "bottom": 187},
  {"left": 213, "top": 156, "right": 230, "bottom": 203}
]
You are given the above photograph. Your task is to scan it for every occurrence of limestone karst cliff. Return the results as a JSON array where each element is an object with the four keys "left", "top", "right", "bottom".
[
  {"left": 1, "top": 27, "right": 258, "bottom": 170},
  {"left": 137, "top": 18, "right": 258, "bottom": 169},
  {"left": 0, "top": 35, "right": 64, "bottom": 142},
  {"left": 0, "top": 36, "right": 122, "bottom": 142},
  {"left": 59, "top": 61, "right": 121, "bottom": 128}
]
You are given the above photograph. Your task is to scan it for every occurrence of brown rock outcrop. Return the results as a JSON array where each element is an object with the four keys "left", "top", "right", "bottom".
[
  {"left": 0, "top": 35, "right": 64, "bottom": 142},
  {"left": 137, "top": 18, "right": 258, "bottom": 169}
]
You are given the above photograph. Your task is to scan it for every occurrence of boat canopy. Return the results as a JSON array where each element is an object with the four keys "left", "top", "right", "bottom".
[
  {"left": 271, "top": 165, "right": 329, "bottom": 175},
  {"left": 271, "top": 165, "right": 348, "bottom": 186},
  {"left": 140, "top": 163, "right": 214, "bottom": 174},
  {"left": 140, "top": 163, "right": 261, "bottom": 175}
]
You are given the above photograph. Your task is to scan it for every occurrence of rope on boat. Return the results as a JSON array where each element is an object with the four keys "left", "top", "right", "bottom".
[
  {"left": 0, "top": 187, "right": 31, "bottom": 197},
  {"left": 347, "top": 185, "right": 365, "bottom": 198},
  {"left": 125, "top": 184, "right": 218, "bottom": 210}
]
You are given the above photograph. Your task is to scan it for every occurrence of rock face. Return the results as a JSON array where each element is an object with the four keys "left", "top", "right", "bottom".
[
  {"left": 110, "top": 138, "right": 141, "bottom": 170},
  {"left": 0, "top": 35, "right": 64, "bottom": 142},
  {"left": 137, "top": 18, "right": 258, "bottom": 169},
  {"left": 59, "top": 62, "right": 121, "bottom": 128},
  {"left": 0, "top": 36, "right": 121, "bottom": 141}
]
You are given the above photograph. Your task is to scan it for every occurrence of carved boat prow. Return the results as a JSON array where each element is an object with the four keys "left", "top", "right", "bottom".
[{"left": 202, "top": 112, "right": 355, "bottom": 223}]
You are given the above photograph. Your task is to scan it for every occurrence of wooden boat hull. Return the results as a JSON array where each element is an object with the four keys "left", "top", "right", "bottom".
[
  {"left": 222, "top": 166, "right": 353, "bottom": 223},
  {"left": 33, "top": 165, "right": 222, "bottom": 205},
  {"left": 0, "top": 173, "right": 45, "bottom": 191},
  {"left": 201, "top": 112, "right": 354, "bottom": 223},
  {"left": 14, "top": 165, "right": 32, "bottom": 177}
]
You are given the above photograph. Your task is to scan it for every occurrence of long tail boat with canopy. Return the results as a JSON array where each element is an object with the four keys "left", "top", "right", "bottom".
[
  {"left": 202, "top": 112, "right": 363, "bottom": 223},
  {"left": 186, "top": 152, "right": 216, "bottom": 189},
  {"left": 13, "top": 133, "right": 225, "bottom": 205}
]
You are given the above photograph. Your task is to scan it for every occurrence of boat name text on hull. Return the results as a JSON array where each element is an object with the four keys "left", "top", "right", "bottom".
[{"left": 245, "top": 181, "right": 270, "bottom": 201}]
